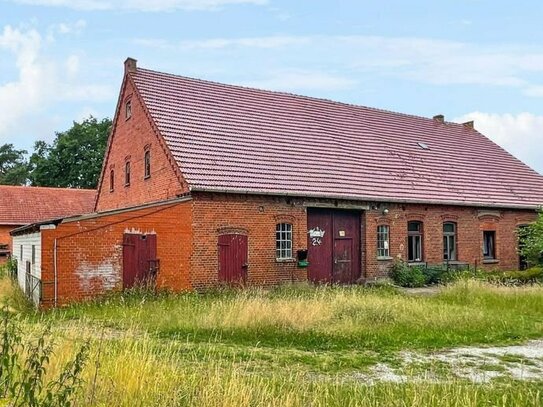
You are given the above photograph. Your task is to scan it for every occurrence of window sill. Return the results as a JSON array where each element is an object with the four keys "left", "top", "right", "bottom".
[
  {"left": 482, "top": 259, "right": 500, "bottom": 264},
  {"left": 443, "top": 260, "right": 468, "bottom": 265},
  {"left": 276, "top": 258, "right": 296, "bottom": 263},
  {"left": 144, "top": 175, "right": 151, "bottom": 180},
  {"left": 408, "top": 261, "right": 427, "bottom": 267},
  {"left": 377, "top": 256, "right": 393, "bottom": 261}
]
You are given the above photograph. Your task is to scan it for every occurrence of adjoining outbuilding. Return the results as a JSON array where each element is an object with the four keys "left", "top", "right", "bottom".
[
  {"left": 0, "top": 185, "right": 95, "bottom": 265},
  {"left": 13, "top": 58, "right": 543, "bottom": 307}
]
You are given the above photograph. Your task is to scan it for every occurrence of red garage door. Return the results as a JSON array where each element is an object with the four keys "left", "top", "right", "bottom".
[
  {"left": 307, "top": 209, "right": 361, "bottom": 284},
  {"left": 218, "top": 234, "right": 248, "bottom": 284}
]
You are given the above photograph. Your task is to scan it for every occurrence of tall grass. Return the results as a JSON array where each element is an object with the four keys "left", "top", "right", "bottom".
[
  {"left": 3, "top": 278, "right": 543, "bottom": 405},
  {"left": 56, "top": 281, "right": 543, "bottom": 352}
]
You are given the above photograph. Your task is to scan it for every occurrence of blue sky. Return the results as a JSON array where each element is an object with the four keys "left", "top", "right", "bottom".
[{"left": 1, "top": 0, "right": 542, "bottom": 173}]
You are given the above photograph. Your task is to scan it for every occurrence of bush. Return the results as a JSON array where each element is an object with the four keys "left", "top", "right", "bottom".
[
  {"left": 486, "top": 267, "right": 543, "bottom": 285},
  {"left": 389, "top": 261, "right": 426, "bottom": 288}
]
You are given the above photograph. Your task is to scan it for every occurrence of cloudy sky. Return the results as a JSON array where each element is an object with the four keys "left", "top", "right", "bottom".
[{"left": 1, "top": 0, "right": 542, "bottom": 173}]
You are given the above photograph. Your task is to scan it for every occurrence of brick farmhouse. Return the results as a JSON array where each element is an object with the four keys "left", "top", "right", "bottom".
[{"left": 11, "top": 58, "right": 543, "bottom": 307}]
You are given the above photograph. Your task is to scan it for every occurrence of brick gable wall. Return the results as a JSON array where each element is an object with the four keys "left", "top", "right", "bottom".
[
  {"left": 40, "top": 200, "right": 192, "bottom": 307},
  {"left": 95, "top": 78, "right": 187, "bottom": 212}
]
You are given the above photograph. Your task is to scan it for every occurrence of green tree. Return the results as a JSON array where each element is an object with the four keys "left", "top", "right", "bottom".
[
  {"left": 519, "top": 209, "right": 543, "bottom": 267},
  {"left": 30, "top": 116, "right": 111, "bottom": 189},
  {"left": 0, "top": 144, "right": 30, "bottom": 185}
]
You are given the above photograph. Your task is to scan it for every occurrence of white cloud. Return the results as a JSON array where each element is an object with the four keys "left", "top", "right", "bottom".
[
  {"left": 137, "top": 34, "right": 543, "bottom": 95},
  {"left": 0, "top": 24, "right": 113, "bottom": 144},
  {"left": 238, "top": 69, "right": 357, "bottom": 92},
  {"left": 454, "top": 112, "right": 543, "bottom": 174},
  {"left": 11, "top": 0, "right": 267, "bottom": 11},
  {"left": 134, "top": 35, "right": 311, "bottom": 50}
]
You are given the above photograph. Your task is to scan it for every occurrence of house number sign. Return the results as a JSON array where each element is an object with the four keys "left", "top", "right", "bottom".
[{"left": 308, "top": 227, "right": 325, "bottom": 246}]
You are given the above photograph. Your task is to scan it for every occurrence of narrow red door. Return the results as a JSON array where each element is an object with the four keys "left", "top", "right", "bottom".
[
  {"left": 218, "top": 234, "right": 248, "bottom": 284},
  {"left": 123, "top": 233, "right": 158, "bottom": 289}
]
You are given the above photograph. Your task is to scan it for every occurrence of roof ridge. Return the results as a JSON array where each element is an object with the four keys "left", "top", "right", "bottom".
[
  {"left": 134, "top": 67, "right": 463, "bottom": 127},
  {"left": 0, "top": 185, "right": 96, "bottom": 192}
]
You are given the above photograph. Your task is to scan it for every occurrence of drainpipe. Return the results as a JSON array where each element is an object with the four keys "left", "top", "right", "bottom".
[{"left": 53, "top": 238, "right": 58, "bottom": 307}]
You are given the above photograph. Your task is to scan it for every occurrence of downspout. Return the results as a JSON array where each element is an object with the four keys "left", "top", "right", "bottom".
[{"left": 53, "top": 238, "right": 58, "bottom": 307}]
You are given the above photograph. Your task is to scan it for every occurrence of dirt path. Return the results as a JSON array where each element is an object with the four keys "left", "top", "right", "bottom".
[{"left": 353, "top": 340, "right": 543, "bottom": 383}]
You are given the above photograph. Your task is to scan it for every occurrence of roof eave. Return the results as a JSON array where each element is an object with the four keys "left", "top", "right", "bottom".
[{"left": 189, "top": 187, "right": 542, "bottom": 211}]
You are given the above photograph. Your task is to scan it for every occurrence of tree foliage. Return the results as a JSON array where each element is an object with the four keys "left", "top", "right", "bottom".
[
  {"left": 0, "top": 144, "right": 30, "bottom": 185},
  {"left": 519, "top": 209, "right": 543, "bottom": 266},
  {"left": 30, "top": 117, "right": 111, "bottom": 189}
]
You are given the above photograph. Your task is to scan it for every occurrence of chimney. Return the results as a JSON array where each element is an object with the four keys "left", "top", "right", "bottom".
[
  {"left": 124, "top": 57, "right": 137, "bottom": 74},
  {"left": 463, "top": 120, "right": 474, "bottom": 129},
  {"left": 433, "top": 114, "right": 445, "bottom": 123}
]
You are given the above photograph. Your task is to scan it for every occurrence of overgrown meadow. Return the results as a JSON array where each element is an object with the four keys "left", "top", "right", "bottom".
[{"left": 1, "top": 272, "right": 543, "bottom": 406}]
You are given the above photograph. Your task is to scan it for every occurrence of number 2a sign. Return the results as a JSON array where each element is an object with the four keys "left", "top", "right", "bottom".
[{"left": 308, "top": 227, "right": 325, "bottom": 246}]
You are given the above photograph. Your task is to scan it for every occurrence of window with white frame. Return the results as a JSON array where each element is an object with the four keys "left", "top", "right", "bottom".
[
  {"left": 377, "top": 225, "right": 390, "bottom": 258},
  {"left": 443, "top": 222, "right": 457, "bottom": 261},
  {"left": 276, "top": 223, "right": 293, "bottom": 259},
  {"left": 407, "top": 221, "right": 423, "bottom": 262}
]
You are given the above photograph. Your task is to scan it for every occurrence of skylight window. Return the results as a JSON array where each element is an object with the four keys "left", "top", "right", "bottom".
[{"left": 417, "top": 142, "right": 430, "bottom": 150}]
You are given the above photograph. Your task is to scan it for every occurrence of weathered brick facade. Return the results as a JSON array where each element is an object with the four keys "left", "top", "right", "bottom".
[
  {"left": 189, "top": 193, "right": 537, "bottom": 287},
  {"left": 94, "top": 77, "right": 188, "bottom": 212},
  {"left": 39, "top": 199, "right": 192, "bottom": 307}
]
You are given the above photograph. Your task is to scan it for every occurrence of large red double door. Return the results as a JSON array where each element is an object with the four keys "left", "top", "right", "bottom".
[{"left": 307, "top": 208, "right": 361, "bottom": 284}]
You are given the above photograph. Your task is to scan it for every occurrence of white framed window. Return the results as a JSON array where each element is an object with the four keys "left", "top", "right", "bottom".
[
  {"left": 443, "top": 222, "right": 457, "bottom": 261},
  {"left": 377, "top": 225, "right": 390, "bottom": 258},
  {"left": 408, "top": 221, "right": 423, "bottom": 262},
  {"left": 276, "top": 223, "right": 293, "bottom": 259}
]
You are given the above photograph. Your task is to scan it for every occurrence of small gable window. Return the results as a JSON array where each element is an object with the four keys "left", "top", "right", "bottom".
[
  {"left": 276, "top": 223, "right": 293, "bottom": 260},
  {"left": 125, "top": 100, "right": 132, "bottom": 119},
  {"left": 144, "top": 150, "right": 151, "bottom": 179},
  {"left": 110, "top": 169, "right": 115, "bottom": 192},
  {"left": 125, "top": 161, "right": 131, "bottom": 186}
]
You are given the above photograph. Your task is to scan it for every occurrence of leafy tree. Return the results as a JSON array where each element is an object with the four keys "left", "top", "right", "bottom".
[
  {"left": 519, "top": 209, "right": 543, "bottom": 267},
  {"left": 30, "top": 116, "right": 111, "bottom": 189},
  {"left": 0, "top": 144, "right": 30, "bottom": 185}
]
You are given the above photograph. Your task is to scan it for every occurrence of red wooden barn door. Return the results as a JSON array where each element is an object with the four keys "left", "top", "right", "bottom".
[
  {"left": 123, "top": 233, "right": 158, "bottom": 289},
  {"left": 307, "top": 209, "right": 361, "bottom": 284},
  {"left": 218, "top": 234, "right": 248, "bottom": 284}
]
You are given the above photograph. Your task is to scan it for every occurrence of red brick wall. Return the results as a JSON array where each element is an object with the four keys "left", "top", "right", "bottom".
[
  {"left": 190, "top": 193, "right": 537, "bottom": 288},
  {"left": 363, "top": 203, "right": 537, "bottom": 279},
  {"left": 95, "top": 77, "right": 187, "bottom": 212},
  {"left": 190, "top": 193, "right": 309, "bottom": 289},
  {"left": 40, "top": 200, "right": 192, "bottom": 307},
  {"left": 0, "top": 225, "right": 19, "bottom": 264}
]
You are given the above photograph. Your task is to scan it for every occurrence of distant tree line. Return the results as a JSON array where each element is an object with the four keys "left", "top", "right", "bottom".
[{"left": 0, "top": 116, "right": 111, "bottom": 189}]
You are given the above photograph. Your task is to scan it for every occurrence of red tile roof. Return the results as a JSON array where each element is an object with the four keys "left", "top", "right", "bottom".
[
  {"left": 0, "top": 185, "right": 96, "bottom": 225},
  {"left": 131, "top": 67, "right": 543, "bottom": 209}
]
